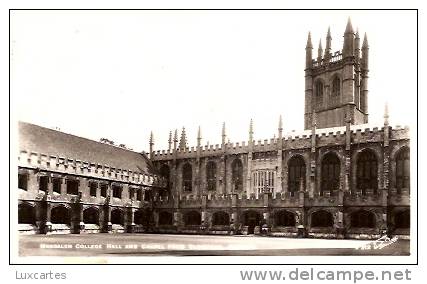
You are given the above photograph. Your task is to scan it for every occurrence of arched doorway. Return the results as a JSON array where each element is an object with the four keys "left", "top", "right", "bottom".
[
  {"left": 274, "top": 210, "right": 296, "bottom": 227},
  {"left": 83, "top": 207, "right": 100, "bottom": 225},
  {"left": 350, "top": 210, "right": 376, "bottom": 228},
  {"left": 183, "top": 211, "right": 201, "bottom": 226},
  {"left": 111, "top": 208, "right": 124, "bottom": 225},
  {"left": 158, "top": 211, "right": 173, "bottom": 226},
  {"left": 212, "top": 211, "right": 230, "bottom": 226},
  {"left": 18, "top": 203, "right": 36, "bottom": 224},
  {"left": 311, "top": 210, "right": 333, "bottom": 228},
  {"left": 243, "top": 211, "right": 261, "bottom": 234},
  {"left": 134, "top": 209, "right": 149, "bottom": 226},
  {"left": 394, "top": 210, "right": 410, "bottom": 229},
  {"left": 51, "top": 206, "right": 71, "bottom": 225}
]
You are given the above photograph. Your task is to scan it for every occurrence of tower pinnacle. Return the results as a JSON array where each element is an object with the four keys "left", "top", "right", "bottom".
[{"left": 221, "top": 122, "right": 226, "bottom": 145}]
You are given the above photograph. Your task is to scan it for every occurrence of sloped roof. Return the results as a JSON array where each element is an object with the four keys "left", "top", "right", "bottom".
[{"left": 18, "top": 121, "right": 153, "bottom": 174}]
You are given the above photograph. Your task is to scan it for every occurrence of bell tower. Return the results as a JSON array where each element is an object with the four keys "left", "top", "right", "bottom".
[{"left": 304, "top": 18, "right": 369, "bottom": 130}]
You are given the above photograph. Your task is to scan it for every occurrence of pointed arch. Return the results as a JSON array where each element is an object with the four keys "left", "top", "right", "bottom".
[
  {"left": 83, "top": 207, "right": 100, "bottom": 225},
  {"left": 288, "top": 155, "right": 306, "bottom": 193},
  {"left": 231, "top": 158, "right": 243, "bottom": 192},
  {"left": 321, "top": 152, "right": 341, "bottom": 194},
  {"left": 395, "top": 147, "right": 410, "bottom": 192},
  {"left": 206, "top": 161, "right": 217, "bottom": 191},
  {"left": 182, "top": 163, "right": 193, "bottom": 192},
  {"left": 356, "top": 149, "right": 379, "bottom": 193}
]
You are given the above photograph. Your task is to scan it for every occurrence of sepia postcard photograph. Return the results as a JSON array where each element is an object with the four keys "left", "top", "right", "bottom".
[{"left": 9, "top": 9, "right": 417, "bottom": 266}]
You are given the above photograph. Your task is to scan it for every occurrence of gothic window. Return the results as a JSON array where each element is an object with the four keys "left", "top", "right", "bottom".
[
  {"left": 111, "top": 209, "right": 124, "bottom": 225},
  {"left": 160, "top": 164, "right": 170, "bottom": 193},
  {"left": 52, "top": 178, "right": 61, "bottom": 194},
  {"left": 321, "top": 152, "right": 340, "bottom": 194},
  {"left": 394, "top": 210, "right": 410, "bottom": 229},
  {"left": 89, "top": 181, "right": 98, "bottom": 197},
  {"left": 83, "top": 207, "right": 99, "bottom": 225},
  {"left": 350, "top": 210, "right": 375, "bottom": 228},
  {"left": 51, "top": 206, "right": 71, "bottom": 225},
  {"left": 330, "top": 76, "right": 340, "bottom": 106},
  {"left": 66, "top": 179, "right": 79, "bottom": 195},
  {"left": 206, "top": 161, "right": 217, "bottom": 191},
  {"left": 253, "top": 170, "right": 275, "bottom": 194},
  {"left": 311, "top": 210, "right": 333, "bottom": 227},
  {"left": 396, "top": 148, "right": 410, "bottom": 192},
  {"left": 212, "top": 211, "right": 230, "bottom": 226},
  {"left": 315, "top": 80, "right": 324, "bottom": 109},
  {"left": 274, "top": 210, "right": 296, "bottom": 227},
  {"left": 356, "top": 149, "right": 378, "bottom": 194},
  {"left": 288, "top": 155, "right": 306, "bottom": 194},
  {"left": 134, "top": 209, "right": 148, "bottom": 226},
  {"left": 112, "top": 185, "right": 122, "bottom": 199},
  {"left": 39, "top": 176, "right": 49, "bottom": 192},
  {"left": 100, "top": 183, "right": 108, "bottom": 198},
  {"left": 18, "top": 173, "right": 28, "bottom": 190},
  {"left": 232, "top": 158, "right": 243, "bottom": 191},
  {"left": 129, "top": 188, "right": 135, "bottom": 200},
  {"left": 182, "top": 163, "right": 193, "bottom": 192},
  {"left": 137, "top": 189, "right": 143, "bottom": 201}
]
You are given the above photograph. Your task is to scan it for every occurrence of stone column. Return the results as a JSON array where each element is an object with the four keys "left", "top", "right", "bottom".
[{"left": 126, "top": 207, "right": 135, "bottom": 233}]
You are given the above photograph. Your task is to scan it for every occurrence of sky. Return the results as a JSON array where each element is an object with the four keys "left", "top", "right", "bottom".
[{"left": 11, "top": 10, "right": 417, "bottom": 152}]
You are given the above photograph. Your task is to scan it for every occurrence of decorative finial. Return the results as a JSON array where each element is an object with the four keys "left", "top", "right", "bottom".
[
  {"left": 168, "top": 131, "right": 172, "bottom": 150},
  {"left": 197, "top": 126, "right": 202, "bottom": 147},
  {"left": 362, "top": 32, "right": 369, "bottom": 48},
  {"left": 221, "top": 122, "right": 226, "bottom": 145},
  {"left": 306, "top": 32, "right": 313, "bottom": 48},
  {"left": 345, "top": 17, "right": 354, "bottom": 33},
  {"left": 179, "top": 127, "right": 188, "bottom": 150},
  {"left": 149, "top": 131, "right": 154, "bottom": 145}
]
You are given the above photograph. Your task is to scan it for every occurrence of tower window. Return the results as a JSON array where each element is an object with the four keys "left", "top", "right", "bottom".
[
  {"left": 315, "top": 81, "right": 324, "bottom": 109},
  {"left": 330, "top": 76, "right": 341, "bottom": 106}
]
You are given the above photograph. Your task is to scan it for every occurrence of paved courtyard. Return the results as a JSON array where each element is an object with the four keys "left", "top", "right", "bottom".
[{"left": 19, "top": 233, "right": 410, "bottom": 257}]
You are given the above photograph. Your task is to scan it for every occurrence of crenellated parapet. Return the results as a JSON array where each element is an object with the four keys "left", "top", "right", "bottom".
[
  {"left": 18, "top": 150, "right": 166, "bottom": 188},
  {"left": 151, "top": 124, "right": 410, "bottom": 163}
]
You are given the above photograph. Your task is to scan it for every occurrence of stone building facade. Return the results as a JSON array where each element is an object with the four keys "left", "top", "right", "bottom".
[
  {"left": 17, "top": 122, "right": 165, "bottom": 234},
  {"left": 17, "top": 20, "right": 411, "bottom": 239}
]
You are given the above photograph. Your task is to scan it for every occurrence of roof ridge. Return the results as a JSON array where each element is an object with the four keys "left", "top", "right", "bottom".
[{"left": 18, "top": 121, "right": 142, "bottom": 155}]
